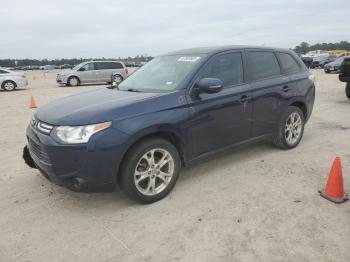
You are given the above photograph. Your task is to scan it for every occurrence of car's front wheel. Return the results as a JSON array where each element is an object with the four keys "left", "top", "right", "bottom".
[
  {"left": 346, "top": 83, "right": 350, "bottom": 99},
  {"left": 119, "top": 137, "right": 181, "bottom": 203},
  {"left": 2, "top": 80, "right": 17, "bottom": 91},
  {"left": 273, "top": 106, "right": 305, "bottom": 149},
  {"left": 67, "top": 76, "right": 79, "bottom": 86}
]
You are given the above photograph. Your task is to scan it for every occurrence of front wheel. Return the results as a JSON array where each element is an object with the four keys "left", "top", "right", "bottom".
[
  {"left": 346, "top": 83, "right": 350, "bottom": 99},
  {"left": 67, "top": 76, "right": 79, "bottom": 86},
  {"left": 119, "top": 138, "right": 181, "bottom": 204},
  {"left": 2, "top": 80, "right": 16, "bottom": 91},
  {"left": 273, "top": 106, "right": 305, "bottom": 149}
]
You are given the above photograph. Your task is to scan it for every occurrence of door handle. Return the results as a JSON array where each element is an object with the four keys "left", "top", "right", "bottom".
[
  {"left": 239, "top": 95, "right": 249, "bottom": 103},
  {"left": 283, "top": 86, "right": 289, "bottom": 92}
]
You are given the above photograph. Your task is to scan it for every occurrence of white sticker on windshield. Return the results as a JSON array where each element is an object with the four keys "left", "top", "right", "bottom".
[{"left": 178, "top": 57, "right": 201, "bottom": 62}]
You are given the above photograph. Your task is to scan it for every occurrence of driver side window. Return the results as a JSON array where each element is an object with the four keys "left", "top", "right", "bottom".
[
  {"left": 199, "top": 52, "right": 244, "bottom": 87},
  {"left": 81, "top": 63, "right": 94, "bottom": 71}
]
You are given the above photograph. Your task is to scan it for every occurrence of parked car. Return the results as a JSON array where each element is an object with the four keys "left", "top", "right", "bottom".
[
  {"left": 302, "top": 50, "right": 329, "bottom": 60},
  {"left": 56, "top": 61, "right": 128, "bottom": 86},
  {"left": 300, "top": 56, "right": 313, "bottom": 68},
  {"left": 23, "top": 46, "right": 315, "bottom": 203},
  {"left": 310, "top": 56, "right": 337, "bottom": 69},
  {"left": 324, "top": 57, "right": 346, "bottom": 73},
  {"left": 0, "top": 67, "right": 28, "bottom": 91},
  {"left": 338, "top": 57, "right": 350, "bottom": 99},
  {"left": 59, "top": 64, "right": 74, "bottom": 69}
]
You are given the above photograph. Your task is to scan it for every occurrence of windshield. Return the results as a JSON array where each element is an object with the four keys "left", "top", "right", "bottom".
[
  {"left": 334, "top": 57, "right": 344, "bottom": 65},
  {"left": 118, "top": 54, "right": 206, "bottom": 92},
  {"left": 72, "top": 62, "right": 86, "bottom": 70}
]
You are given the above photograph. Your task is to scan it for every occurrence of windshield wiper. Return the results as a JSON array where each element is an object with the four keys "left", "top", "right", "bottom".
[{"left": 127, "top": 88, "right": 142, "bottom": 92}]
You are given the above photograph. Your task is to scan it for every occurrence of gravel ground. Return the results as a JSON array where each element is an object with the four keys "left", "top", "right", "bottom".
[{"left": 0, "top": 69, "right": 349, "bottom": 262}]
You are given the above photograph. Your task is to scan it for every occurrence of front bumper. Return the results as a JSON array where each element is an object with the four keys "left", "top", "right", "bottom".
[
  {"left": 24, "top": 124, "right": 130, "bottom": 192},
  {"left": 17, "top": 78, "right": 28, "bottom": 88},
  {"left": 56, "top": 74, "right": 67, "bottom": 84}
]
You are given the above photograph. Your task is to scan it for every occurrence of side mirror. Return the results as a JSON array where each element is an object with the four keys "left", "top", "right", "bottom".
[
  {"left": 197, "top": 78, "right": 223, "bottom": 94},
  {"left": 79, "top": 67, "right": 86, "bottom": 72}
]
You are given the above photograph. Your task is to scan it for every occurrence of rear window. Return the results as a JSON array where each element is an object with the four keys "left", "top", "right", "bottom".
[
  {"left": 278, "top": 52, "right": 301, "bottom": 74},
  {"left": 248, "top": 51, "right": 281, "bottom": 81},
  {"left": 96, "top": 62, "right": 123, "bottom": 70}
]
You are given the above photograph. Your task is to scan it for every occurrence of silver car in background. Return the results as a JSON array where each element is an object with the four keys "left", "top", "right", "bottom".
[
  {"left": 0, "top": 67, "right": 28, "bottom": 91},
  {"left": 56, "top": 61, "right": 128, "bottom": 86}
]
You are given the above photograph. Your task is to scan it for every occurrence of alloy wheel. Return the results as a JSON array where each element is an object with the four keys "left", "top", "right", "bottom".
[
  {"left": 3, "top": 81, "right": 15, "bottom": 91},
  {"left": 134, "top": 148, "right": 175, "bottom": 196},
  {"left": 285, "top": 112, "right": 303, "bottom": 146}
]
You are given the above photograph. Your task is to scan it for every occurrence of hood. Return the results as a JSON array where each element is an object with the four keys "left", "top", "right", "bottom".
[
  {"left": 59, "top": 69, "right": 74, "bottom": 75},
  {"left": 36, "top": 88, "right": 161, "bottom": 125}
]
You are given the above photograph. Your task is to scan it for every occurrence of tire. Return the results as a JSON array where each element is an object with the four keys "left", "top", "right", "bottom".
[
  {"left": 1, "top": 80, "right": 17, "bottom": 91},
  {"left": 112, "top": 74, "right": 123, "bottom": 85},
  {"left": 346, "top": 83, "right": 350, "bottom": 100},
  {"left": 67, "top": 76, "right": 79, "bottom": 86},
  {"left": 273, "top": 106, "right": 305, "bottom": 149},
  {"left": 119, "top": 137, "right": 181, "bottom": 204}
]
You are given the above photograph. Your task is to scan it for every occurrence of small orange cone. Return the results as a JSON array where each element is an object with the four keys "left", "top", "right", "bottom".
[
  {"left": 319, "top": 157, "right": 348, "bottom": 203},
  {"left": 29, "top": 96, "right": 37, "bottom": 109}
]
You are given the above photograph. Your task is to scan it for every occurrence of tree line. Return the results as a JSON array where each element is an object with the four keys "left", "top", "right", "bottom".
[
  {"left": 0, "top": 55, "right": 153, "bottom": 67},
  {"left": 293, "top": 41, "right": 350, "bottom": 54}
]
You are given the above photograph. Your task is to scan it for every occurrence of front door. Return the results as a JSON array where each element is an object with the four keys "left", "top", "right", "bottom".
[
  {"left": 78, "top": 62, "right": 97, "bottom": 84},
  {"left": 189, "top": 51, "right": 252, "bottom": 157}
]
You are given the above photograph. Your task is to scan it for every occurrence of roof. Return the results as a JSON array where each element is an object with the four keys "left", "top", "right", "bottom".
[{"left": 162, "top": 45, "right": 289, "bottom": 56}]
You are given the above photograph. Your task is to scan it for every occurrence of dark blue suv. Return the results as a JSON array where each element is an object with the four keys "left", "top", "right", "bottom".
[{"left": 24, "top": 46, "right": 315, "bottom": 203}]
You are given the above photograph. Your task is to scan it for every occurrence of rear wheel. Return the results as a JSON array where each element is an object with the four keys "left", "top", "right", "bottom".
[
  {"left": 273, "top": 106, "right": 305, "bottom": 149},
  {"left": 119, "top": 137, "right": 181, "bottom": 204},
  {"left": 67, "top": 76, "right": 79, "bottom": 86},
  {"left": 346, "top": 83, "right": 350, "bottom": 99},
  {"left": 2, "top": 80, "right": 16, "bottom": 91},
  {"left": 112, "top": 74, "right": 123, "bottom": 85}
]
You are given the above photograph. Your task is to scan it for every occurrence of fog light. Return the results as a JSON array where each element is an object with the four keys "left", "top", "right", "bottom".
[{"left": 70, "top": 177, "right": 86, "bottom": 191}]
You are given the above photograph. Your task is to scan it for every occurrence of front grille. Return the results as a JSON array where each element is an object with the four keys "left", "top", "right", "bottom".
[
  {"left": 31, "top": 116, "right": 53, "bottom": 135},
  {"left": 28, "top": 138, "right": 51, "bottom": 165}
]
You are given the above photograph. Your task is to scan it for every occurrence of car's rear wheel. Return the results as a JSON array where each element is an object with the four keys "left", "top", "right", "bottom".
[
  {"left": 273, "top": 106, "right": 305, "bottom": 149},
  {"left": 112, "top": 74, "right": 123, "bottom": 85},
  {"left": 346, "top": 83, "right": 350, "bottom": 99},
  {"left": 2, "top": 80, "right": 16, "bottom": 91},
  {"left": 119, "top": 137, "right": 181, "bottom": 204},
  {"left": 67, "top": 76, "right": 79, "bottom": 86}
]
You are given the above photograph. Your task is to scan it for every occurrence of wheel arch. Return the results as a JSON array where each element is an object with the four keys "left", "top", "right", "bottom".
[
  {"left": 117, "top": 128, "right": 186, "bottom": 181},
  {"left": 1, "top": 79, "right": 17, "bottom": 89},
  {"left": 289, "top": 100, "right": 307, "bottom": 119},
  {"left": 67, "top": 75, "right": 80, "bottom": 84}
]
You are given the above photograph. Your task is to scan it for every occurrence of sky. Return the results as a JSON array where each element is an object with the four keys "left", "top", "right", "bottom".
[{"left": 1, "top": 0, "right": 349, "bottom": 59}]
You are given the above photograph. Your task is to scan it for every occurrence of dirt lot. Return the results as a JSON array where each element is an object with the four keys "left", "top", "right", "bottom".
[{"left": 0, "top": 69, "right": 349, "bottom": 262}]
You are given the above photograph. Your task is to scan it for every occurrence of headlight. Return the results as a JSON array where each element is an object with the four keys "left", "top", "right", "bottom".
[{"left": 51, "top": 121, "right": 111, "bottom": 144}]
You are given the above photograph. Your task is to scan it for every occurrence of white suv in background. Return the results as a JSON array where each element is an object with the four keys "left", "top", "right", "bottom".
[
  {"left": 0, "top": 67, "right": 28, "bottom": 91},
  {"left": 56, "top": 61, "right": 128, "bottom": 86}
]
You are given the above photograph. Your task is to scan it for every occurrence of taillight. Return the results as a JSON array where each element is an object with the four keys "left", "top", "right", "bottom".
[{"left": 125, "top": 68, "right": 128, "bottom": 75}]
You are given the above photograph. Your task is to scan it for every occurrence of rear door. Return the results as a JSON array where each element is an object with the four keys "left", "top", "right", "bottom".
[
  {"left": 95, "top": 62, "right": 111, "bottom": 82},
  {"left": 189, "top": 51, "right": 253, "bottom": 157},
  {"left": 246, "top": 49, "right": 289, "bottom": 137}
]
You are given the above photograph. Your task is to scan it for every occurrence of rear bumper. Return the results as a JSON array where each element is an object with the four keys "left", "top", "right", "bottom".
[{"left": 24, "top": 124, "right": 130, "bottom": 192}]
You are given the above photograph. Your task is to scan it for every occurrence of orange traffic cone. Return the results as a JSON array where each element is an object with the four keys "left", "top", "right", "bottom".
[
  {"left": 319, "top": 157, "right": 348, "bottom": 203},
  {"left": 29, "top": 96, "right": 37, "bottom": 109}
]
